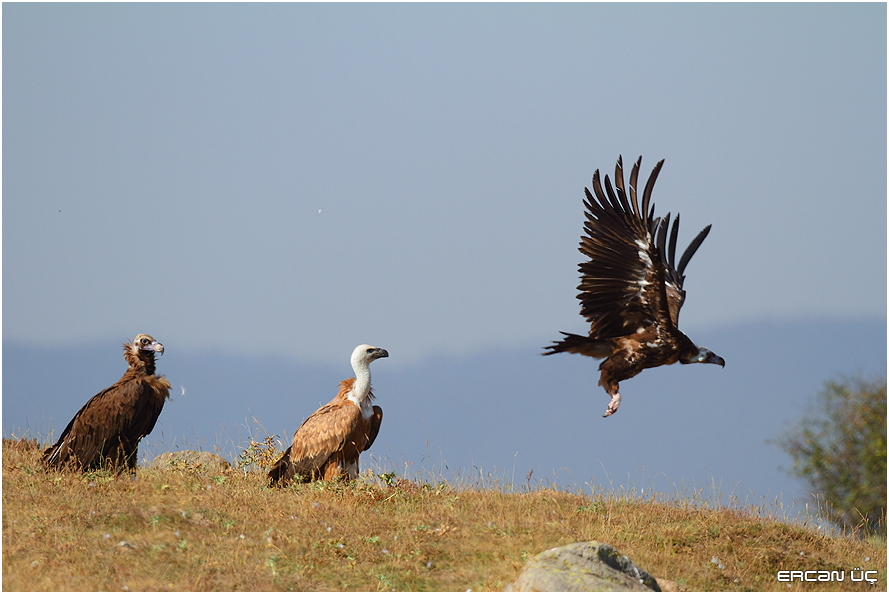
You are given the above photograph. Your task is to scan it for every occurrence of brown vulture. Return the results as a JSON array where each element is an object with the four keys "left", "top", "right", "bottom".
[
  {"left": 268, "top": 344, "right": 388, "bottom": 486},
  {"left": 544, "top": 156, "right": 724, "bottom": 417},
  {"left": 42, "top": 334, "right": 171, "bottom": 472}
]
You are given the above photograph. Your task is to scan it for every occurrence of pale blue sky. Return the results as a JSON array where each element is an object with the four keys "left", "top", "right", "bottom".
[{"left": 4, "top": 3, "right": 885, "bottom": 367}]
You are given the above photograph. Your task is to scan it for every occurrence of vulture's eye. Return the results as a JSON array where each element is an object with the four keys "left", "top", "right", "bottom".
[
  {"left": 366, "top": 348, "right": 374, "bottom": 354},
  {"left": 141, "top": 338, "right": 150, "bottom": 345}
]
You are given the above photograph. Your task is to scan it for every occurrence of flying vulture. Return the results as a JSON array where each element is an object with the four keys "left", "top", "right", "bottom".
[
  {"left": 544, "top": 156, "right": 724, "bottom": 417},
  {"left": 268, "top": 344, "right": 388, "bottom": 486},
  {"left": 42, "top": 334, "right": 171, "bottom": 472}
]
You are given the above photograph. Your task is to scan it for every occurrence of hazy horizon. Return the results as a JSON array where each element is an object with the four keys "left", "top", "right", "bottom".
[{"left": 5, "top": 316, "right": 885, "bottom": 515}]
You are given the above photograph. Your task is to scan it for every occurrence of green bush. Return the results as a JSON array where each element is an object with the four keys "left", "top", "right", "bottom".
[{"left": 777, "top": 376, "right": 886, "bottom": 536}]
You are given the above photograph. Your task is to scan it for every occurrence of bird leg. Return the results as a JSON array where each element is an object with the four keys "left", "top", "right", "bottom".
[
  {"left": 602, "top": 392, "right": 621, "bottom": 417},
  {"left": 598, "top": 368, "right": 624, "bottom": 418}
]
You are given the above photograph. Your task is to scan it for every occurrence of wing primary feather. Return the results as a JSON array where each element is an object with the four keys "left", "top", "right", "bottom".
[
  {"left": 677, "top": 224, "right": 712, "bottom": 275},
  {"left": 614, "top": 171, "right": 634, "bottom": 217},
  {"left": 641, "top": 159, "right": 664, "bottom": 228},
  {"left": 668, "top": 213, "right": 679, "bottom": 266},
  {"left": 613, "top": 156, "right": 625, "bottom": 197},
  {"left": 591, "top": 169, "right": 607, "bottom": 207},
  {"left": 583, "top": 188, "right": 599, "bottom": 218},
  {"left": 602, "top": 174, "right": 623, "bottom": 213},
  {"left": 629, "top": 156, "right": 642, "bottom": 222},
  {"left": 656, "top": 213, "right": 670, "bottom": 261},
  {"left": 612, "top": 156, "right": 633, "bottom": 216}
]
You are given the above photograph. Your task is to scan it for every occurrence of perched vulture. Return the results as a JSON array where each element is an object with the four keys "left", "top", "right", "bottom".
[
  {"left": 268, "top": 344, "right": 388, "bottom": 486},
  {"left": 42, "top": 334, "right": 171, "bottom": 472},
  {"left": 544, "top": 156, "right": 724, "bottom": 417}
]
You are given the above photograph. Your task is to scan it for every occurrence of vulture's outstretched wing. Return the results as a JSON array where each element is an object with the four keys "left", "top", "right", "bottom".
[
  {"left": 578, "top": 156, "right": 673, "bottom": 338},
  {"left": 652, "top": 213, "right": 712, "bottom": 326}
]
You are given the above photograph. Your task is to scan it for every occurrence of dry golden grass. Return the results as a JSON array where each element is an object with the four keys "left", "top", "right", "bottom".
[{"left": 3, "top": 438, "right": 885, "bottom": 592}]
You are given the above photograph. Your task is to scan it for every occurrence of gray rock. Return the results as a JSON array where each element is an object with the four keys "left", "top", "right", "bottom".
[
  {"left": 150, "top": 451, "right": 232, "bottom": 474},
  {"left": 506, "top": 541, "right": 661, "bottom": 592}
]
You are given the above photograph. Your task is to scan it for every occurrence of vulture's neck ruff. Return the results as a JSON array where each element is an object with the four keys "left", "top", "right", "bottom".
[{"left": 123, "top": 335, "right": 165, "bottom": 376}]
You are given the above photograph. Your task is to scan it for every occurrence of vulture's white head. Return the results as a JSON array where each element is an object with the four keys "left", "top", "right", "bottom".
[{"left": 351, "top": 344, "right": 389, "bottom": 371}]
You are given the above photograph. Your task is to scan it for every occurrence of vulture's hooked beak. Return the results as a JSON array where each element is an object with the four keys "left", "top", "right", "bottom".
[
  {"left": 145, "top": 341, "right": 165, "bottom": 356},
  {"left": 376, "top": 348, "right": 389, "bottom": 359},
  {"left": 708, "top": 352, "right": 725, "bottom": 367}
]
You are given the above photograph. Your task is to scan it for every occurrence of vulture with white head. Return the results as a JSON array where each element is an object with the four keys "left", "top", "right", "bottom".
[
  {"left": 268, "top": 344, "right": 388, "bottom": 486},
  {"left": 42, "top": 334, "right": 171, "bottom": 472},
  {"left": 545, "top": 156, "right": 724, "bottom": 417}
]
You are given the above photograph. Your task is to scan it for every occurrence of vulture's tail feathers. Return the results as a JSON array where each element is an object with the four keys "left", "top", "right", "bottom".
[{"left": 543, "top": 332, "right": 612, "bottom": 359}]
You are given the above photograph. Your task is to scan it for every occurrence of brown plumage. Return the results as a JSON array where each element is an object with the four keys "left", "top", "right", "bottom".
[
  {"left": 268, "top": 344, "right": 388, "bottom": 486},
  {"left": 42, "top": 334, "right": 171, "bottom": 473},
  {"left": 544, "top": 156, "right": 724, "bottom": 417}
]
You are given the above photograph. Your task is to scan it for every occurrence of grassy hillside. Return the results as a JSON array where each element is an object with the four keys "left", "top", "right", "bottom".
[{"left": 3, "top": 439, "right": 884, "bottom": 592}]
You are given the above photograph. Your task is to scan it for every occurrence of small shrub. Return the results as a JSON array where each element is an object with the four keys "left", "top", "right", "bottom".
[{"left": 237, "top": 434, "right": 282, "bottom": 472}]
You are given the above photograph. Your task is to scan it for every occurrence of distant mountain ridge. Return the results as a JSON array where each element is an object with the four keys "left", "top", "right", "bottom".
[{"left": 4, "top": 317, "right": 885, "bottom": 507}]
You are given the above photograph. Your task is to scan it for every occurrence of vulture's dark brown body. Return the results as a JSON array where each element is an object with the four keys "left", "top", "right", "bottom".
[{"left": 42, "top": 334, "right": 171, "bottom": 473}]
